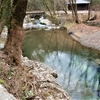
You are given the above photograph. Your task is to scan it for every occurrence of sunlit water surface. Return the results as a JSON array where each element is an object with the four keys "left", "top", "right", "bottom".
[{"left": 22, "top": 29, "right": 100, "bottom": 100}]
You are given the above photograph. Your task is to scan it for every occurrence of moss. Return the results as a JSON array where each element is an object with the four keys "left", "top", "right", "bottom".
[{"left": 0, "top": 79, "right": 5, "bottom": 84}]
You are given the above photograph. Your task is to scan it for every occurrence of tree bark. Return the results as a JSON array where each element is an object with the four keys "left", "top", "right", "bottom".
[
  {"left": 0, "top": 0, "right": 3, "bottom": 35},
  {"left": 60, "top": 0, "right": 68, "bottom": 14},
  {"left": 74, "top": 0, "right": 79, "bottom": 23},
  {"left": 88, "top": 0, "right": 93, "bottom": 20},
  {"left": 0, "top": 22, "right": 3, "bottom": 34},
  {"left": 4, "top": 0, "right": 27, "bottom": 67},
  {"left": 69, "top": 0, "right": 79, "bottom": 23},
  {"left": 69, "top": 0, "right": 75, "bottom": 20}
]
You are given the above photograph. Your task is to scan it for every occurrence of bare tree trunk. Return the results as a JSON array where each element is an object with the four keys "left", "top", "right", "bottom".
[
  {"left": 69, "top": 0, "right": 75, "bottom": 20},
  {"left": 42, "top": 0, "right": 55, "bottom": 18},
  {"left": 0, "top": 0, "right": 3, "bottom": 35},
  {"left": 49, "top": 0, "right": 56, "bottom": 15},
  {"left": 4, "top": 0, "right": 27, "bottom": 67},
  {"left": 69, "top": 0, "right": 79, "bottom": 23},
  {"left": 0, "top": 22, "right": 3, "bottom": 34},
  {"left": 74, "top": 0, "right": 79, "bottom": 23},
  {"left": 59, "top": 0, "right": 68, "bottom": 14},
  {"left": 88, "top": 0, "right": 93, "bottom": 20}
]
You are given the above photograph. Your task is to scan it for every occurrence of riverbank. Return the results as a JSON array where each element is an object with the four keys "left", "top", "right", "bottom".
[
  {"left": 0, "top": 26, "right": 72, "bottom": 99},
  {"left": 0, "top": 50, "right": 71, "bottom": 100},
  {"left": 67, "top": 23, "right": 100, "bottom": 51},
  {"left": 59, "top": 10, "right": 100, "bottom": 51}
]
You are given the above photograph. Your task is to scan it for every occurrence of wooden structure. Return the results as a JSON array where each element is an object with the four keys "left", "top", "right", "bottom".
[
  {"left": 67, "top": 0, "right": 90, "bottom": 10},
  {"left": 26, "top": 11, "right": 45, "bottom": 19}
]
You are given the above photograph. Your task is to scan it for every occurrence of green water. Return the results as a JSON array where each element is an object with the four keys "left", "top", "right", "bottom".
[{"left": 22, "top": 29, "right": 100, "bottom": 100}]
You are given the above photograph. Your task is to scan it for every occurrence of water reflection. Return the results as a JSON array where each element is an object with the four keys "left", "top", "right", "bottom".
[
  {"left": 22, "top": 29, "right": 100, "bottom": 100},
  {"left": 97, "top": 67, "right": 100, "bottom": 99}
]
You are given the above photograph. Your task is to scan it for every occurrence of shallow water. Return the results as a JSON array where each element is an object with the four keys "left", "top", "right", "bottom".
[{"left": 22, "top": 29, "right": 100, "bottom": 100}]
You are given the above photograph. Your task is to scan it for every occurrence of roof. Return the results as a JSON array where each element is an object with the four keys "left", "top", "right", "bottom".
[{"left": 67, "top": 0, "right": 90, "bottom": 4}]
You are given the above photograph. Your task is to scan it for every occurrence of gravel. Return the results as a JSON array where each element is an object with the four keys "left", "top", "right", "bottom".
[{"left": 79, "top": 32, "right": 100, "bottom": 50}]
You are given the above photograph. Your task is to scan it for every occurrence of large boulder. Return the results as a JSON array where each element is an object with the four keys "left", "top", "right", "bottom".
[{"left": 0, "top": 84, "right": 17, "bottom": 100}]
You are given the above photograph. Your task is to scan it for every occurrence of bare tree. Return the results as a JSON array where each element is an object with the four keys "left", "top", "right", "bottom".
[
  {"left": 88, "top": 0, "right": 93, "bottom": 20},
  {"left": 0, "top": 0, "right": 3, "bottom": 34},
  {"left": 59, "top": 0, "right": 68, "bottom": 14},
  {"left": 69, "top": 0, "right": 79, "bottom": 23},
  {"left": 41, "top": 0, "right": 56, "bottom": 18}
]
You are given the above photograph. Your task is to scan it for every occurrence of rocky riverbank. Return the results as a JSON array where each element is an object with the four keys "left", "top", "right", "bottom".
[
  {"left": 67, "top": 23, "right": 100, "bottom": 51},
  {"left": 0, "top": 50, "right": 71, "bottom": 100},
  {"left": 0, "top": 27, "right": 71, "bottom": 99}
]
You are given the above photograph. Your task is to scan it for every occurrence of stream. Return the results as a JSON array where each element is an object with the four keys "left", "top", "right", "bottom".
[{"left": 22, "top": 29, "right": 100, "bottom": 100}]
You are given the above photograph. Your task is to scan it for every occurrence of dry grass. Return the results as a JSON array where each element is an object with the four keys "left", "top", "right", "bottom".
[{"left": 0, "top": 61, "right": 37, "bottom": 100}]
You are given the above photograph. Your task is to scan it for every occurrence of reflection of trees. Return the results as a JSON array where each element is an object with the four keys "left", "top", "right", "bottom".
[
  {"left": 66, "top": 40, "right": 75, "bottom": 86},
  {"left": 97, "top": 68, "right": 100, "bottom": 98},
  {"left": 22, "top": 29, "right": 100, "bottom": 99},
  {"left": 22, "top": 29, "right": 69, "bottom": 61},
  {"left": 22, "top": 30, "right": 49, "bottom": 61}
]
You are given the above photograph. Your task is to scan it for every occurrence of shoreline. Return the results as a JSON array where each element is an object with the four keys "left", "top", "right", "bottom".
[
  {"left": 66, "top": 23, "right": 100, "bottom": 51},
  {"left": 0, "top": 28, "right": 71, "bottom": 99}
]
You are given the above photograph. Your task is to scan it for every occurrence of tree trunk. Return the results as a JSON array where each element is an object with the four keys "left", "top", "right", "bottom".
[
  {"left": 4, "top": 23, "right": 23, "bottom": 66},
  {"left": 88, "top": 0, "right": 93, "bottom": 20},
  {"left": 69, "top": 0, "right": 79, "bottom": 23},
  {"left": 0, "top": 22, "right": 3, "bottom": 34},
  {"left": 60, "top": 0, "right": 68, "bottom": 14},
  {"left": 0, "top": 0, "right": 3, "bottom": 35},
  {"left": 74, "top": 0, "right": 79, "bottom": 23},
  {"left": 4, "top": 0, "right": 27, "bottom": 67},
  {"left": 69, "top": 0, "right": 75, "bottom": 20}
]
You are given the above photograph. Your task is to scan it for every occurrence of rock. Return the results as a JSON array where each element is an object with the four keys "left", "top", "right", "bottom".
[
  {"left": 87, "top": 21, "right": 100, "bottom": 27},
  {"left": 39, "top": 18, "right": 51, "bottom": 25},
  {"left": 0, "top": 84, "right": 17, "bottom": 100},
  {"left": 22, "top": 57, "right": 71, "bottom": 100},
  {"left": 1, "top": 26, "right": 8, "bottom": 38},
  {"left": 0, "top": 44, "right": 4, "bottom": 49},
  {"left": 23, "top": 16, "right": 60, "bottom": 30},
  {"left": 21, "top": 56, "right": 71, "bottom": 100},
  {"left": 21, "top": 56, "right": 58, "bottom": 78},
  {"left": 23, "top": 22, "right": 33, "bottom": 29},
  {"left": 89, "top": 15, "right": 97, "bottom": 21},
  {"left": 0, "top": 54, "right": 71, "bottom": 100},
  {"left": 1, "top": 32, "right": 7, "bottom": 38}
]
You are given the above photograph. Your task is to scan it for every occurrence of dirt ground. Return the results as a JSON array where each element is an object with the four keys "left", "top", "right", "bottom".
[
  {"left": 64, "top": 10, "right": 100, "bottom": 51},
  {"left": 69, "top": 23, "right": 100, "bottom": 50}
]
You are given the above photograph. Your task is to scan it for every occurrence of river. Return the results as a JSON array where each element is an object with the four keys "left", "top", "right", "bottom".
[{"left": 22, "top": 29, "right": 100, "bottom": 100}]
